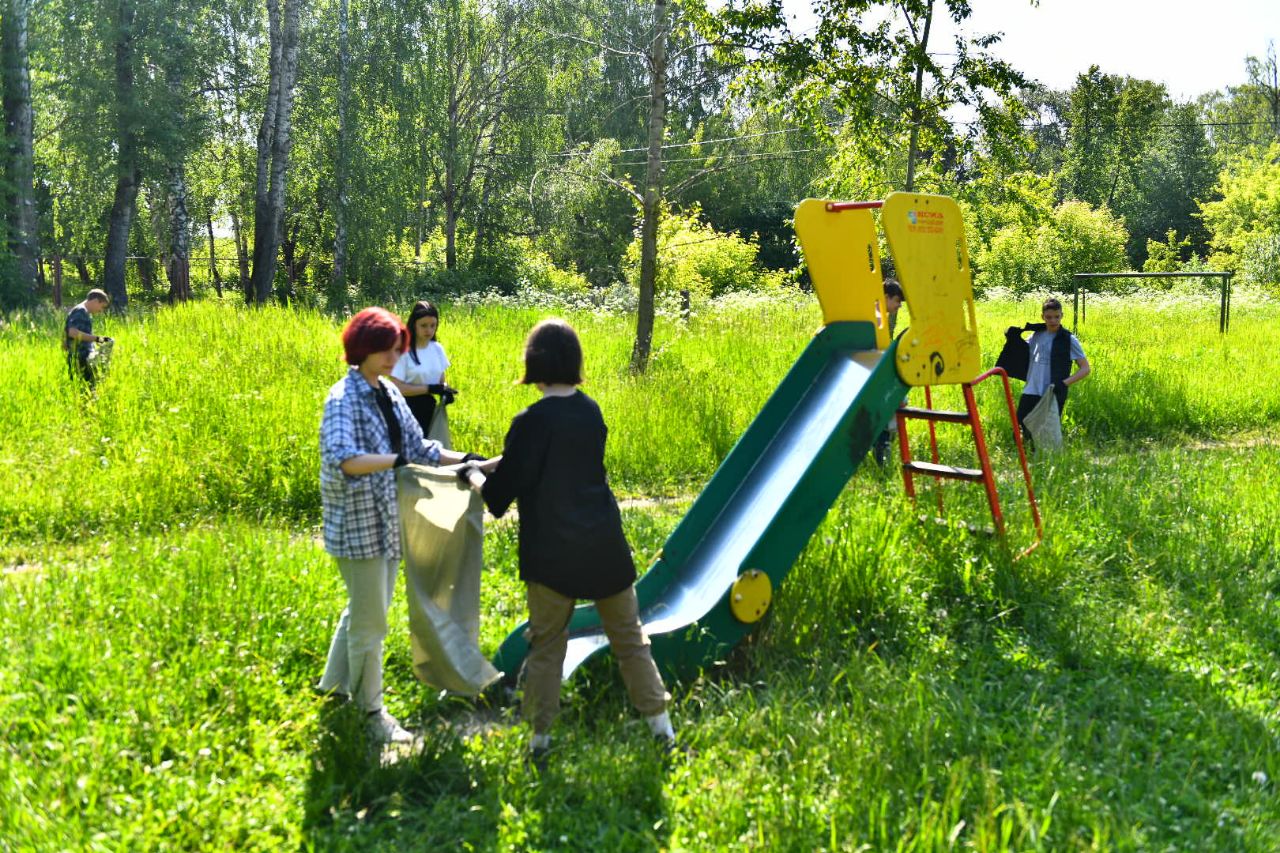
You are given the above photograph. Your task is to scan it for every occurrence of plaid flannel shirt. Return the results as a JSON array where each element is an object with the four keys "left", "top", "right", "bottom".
[{"left": 320, "top": 368, "right": 442, "bottom": 559}]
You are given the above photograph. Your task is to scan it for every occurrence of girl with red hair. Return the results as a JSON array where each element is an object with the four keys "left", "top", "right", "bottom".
[{"left": 317, "top": 307, "right": 493, "bottom": 744}]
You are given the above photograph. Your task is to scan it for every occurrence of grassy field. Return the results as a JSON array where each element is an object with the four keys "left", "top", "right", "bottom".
[{"left": 2, "top": 291, "right": 1279, "bottom": 850}]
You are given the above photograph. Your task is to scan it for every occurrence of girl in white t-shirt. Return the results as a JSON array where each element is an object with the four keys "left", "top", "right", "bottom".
[{"left": 390, "top": 301, "right": 453, "bottom": 437}]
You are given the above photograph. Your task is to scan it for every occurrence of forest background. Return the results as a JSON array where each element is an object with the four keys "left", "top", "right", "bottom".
[{"left": 1, "top": 0, "right": 1279, "bottom": 370}]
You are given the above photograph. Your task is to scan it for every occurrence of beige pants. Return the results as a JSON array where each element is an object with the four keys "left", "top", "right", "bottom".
[
  {"left": 523, "top": 582, "right": 669, "bottom": 734},
  {"left": 318, "top": 556, "right": 398, "bottom": 712}
]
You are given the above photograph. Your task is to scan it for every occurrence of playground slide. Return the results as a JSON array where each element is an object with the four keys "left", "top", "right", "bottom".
[
  {"left": 492, "top": 319, "right": 909, "bottom": 683},
  {"left": 490, "top": 192, "right": 978, "bottom": 684}
]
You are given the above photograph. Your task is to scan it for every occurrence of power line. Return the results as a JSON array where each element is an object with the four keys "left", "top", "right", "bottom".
[{"left": 546, "top": 116, "right": 1276, "bottom": 164}]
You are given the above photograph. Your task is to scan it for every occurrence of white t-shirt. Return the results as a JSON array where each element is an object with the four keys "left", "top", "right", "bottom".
[
  {"left": 392, "top": 341, "right": 450, "bottom": 386},
  {"left": 1025, "top": 330, "right": 1085, "bottom": 396}
]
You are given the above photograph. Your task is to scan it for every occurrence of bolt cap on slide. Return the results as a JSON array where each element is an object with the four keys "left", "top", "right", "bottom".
[{"left": 730, "top": 569, "right": 772, "bottom": 623}]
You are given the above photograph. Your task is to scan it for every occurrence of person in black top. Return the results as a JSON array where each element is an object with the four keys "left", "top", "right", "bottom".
[
  {"left": 458, "top": 318, "right": 674, "bottom": 766},
  {"left": 872, "top": 278, "right": 905, "bottom": 466},
  {"left": 63, "top": 289, "right": 111, "bottom": 386}
]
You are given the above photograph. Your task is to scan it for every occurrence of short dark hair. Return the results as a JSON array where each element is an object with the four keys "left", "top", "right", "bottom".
[
  {"left": 86, "top": 289, "right": 109, "bottom": 304},
  {"left": 342, "top": 307, "right": 408, "bottom": 366},
  {"left": 1042, "top": 297, "right": 1063, "bottom": 313},
  {"left": 521, "top": 318, "right": 583, "bottom": 386},
  {"left": 404, "top": 300, "right": 440, "bottom": 364},
  {"left": 883, "top": 279, "right": 904, "bottom": 300}
]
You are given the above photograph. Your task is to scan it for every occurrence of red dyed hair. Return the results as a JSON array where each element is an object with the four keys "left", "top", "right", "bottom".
[{"left": 342, "top": 307, "right": 409, "bottom": 366}]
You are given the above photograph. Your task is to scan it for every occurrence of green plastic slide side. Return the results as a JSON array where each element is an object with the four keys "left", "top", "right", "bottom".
[{"left": 491, "top": 321, "right": 908, "bottom": 682}]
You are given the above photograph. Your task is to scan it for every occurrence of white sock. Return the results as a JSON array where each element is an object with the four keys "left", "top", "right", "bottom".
[
  {"left": 645, "top": 711, "right": 674, "bottom": 739},
  {"left": 531, "top": 733, "right": 552, "bottom": 750}
]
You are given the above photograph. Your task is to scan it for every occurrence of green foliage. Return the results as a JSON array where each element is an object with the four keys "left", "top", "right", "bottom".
[
  {"left": 972, "top": 221, "right": 1045, "bottom": 297},
  {"left": 715, "top": 0, "right": 1028, "bottom": 198},
  {"left": 1198, "top": 43, "right": 1280, "bottom": 152},
  {"left": 956, "top": 170, "right": 1056, "bottom": 258},
  {"left": 0, "top": 252, "right": 32, "bottom": 311},
  {"left": 1200, "top": 144, "right": 1280, "bottom": 291},
  {"left": 975, "top": 200, "right": 1128, "bottom": 296},
  {"left": 623, "top": 205, "right": 784, "bottom": 301},
  {"left": 1059, "top": 69, "right": 1216, "bottom": 265},
  {"left": 1052, "top": 200, "right": 1129, "bottom": 286},
  {"left": 1143, "top": 229, "right": 1193, "bottom": 273}
]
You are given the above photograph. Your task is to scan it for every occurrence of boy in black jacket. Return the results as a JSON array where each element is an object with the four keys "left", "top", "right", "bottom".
[{"left": 997, "top": 297, "right": 1091, "bottom": 441}]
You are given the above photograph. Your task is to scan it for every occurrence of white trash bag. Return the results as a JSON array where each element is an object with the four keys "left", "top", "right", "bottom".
[{"left": 1023, "top": 391, "right": 1062, "bottom": 450}]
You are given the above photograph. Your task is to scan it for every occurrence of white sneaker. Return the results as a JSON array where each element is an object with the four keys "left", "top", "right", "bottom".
[{"left": 367, "top": 709, "right": 414, "bottom": 744}]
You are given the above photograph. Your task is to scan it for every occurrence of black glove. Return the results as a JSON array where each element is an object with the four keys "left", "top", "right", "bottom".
[
  {"left": 456, "top": 462, "right": 478, "bottom": 485},
  {"left": 427, "top": 384, "right": 458, "bottom": 406},
  {"left": 461, "top": 452, "right": 486, "bottom": 463},
  {"left": 1052, "top": 380, "right": 1068, "bottom": 395},
  {"left": 393, "top": 453, "right": 409, "bottom": 468}
]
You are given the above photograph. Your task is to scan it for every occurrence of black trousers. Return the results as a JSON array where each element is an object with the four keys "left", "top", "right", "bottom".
[
  {"left": 404, "top": 392, "right": 437, "bottom": 435},
  {"left": 67, "top": 350, "right": 95, "bottom": 387}
]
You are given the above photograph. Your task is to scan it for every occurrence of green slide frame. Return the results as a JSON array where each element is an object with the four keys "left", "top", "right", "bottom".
[{"left": 492, "top": 320, "right": 908, "bottom": 683}]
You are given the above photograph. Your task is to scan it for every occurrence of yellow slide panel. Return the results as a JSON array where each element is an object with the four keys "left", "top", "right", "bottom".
[
  {"left": 881, "top": 192, "right": 981, "bottom": 386},
  {"left": 794, "top": 198, "right": 892, "bottom": 348}
]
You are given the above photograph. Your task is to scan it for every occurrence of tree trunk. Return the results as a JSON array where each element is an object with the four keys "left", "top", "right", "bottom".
[
  {"left": 52, "top": 254, "right": 63, "bottom": 307},
  {"left": 230, "top": 209, "right": 250, "bottom": 298},
  {"left": 248, "top": 0, "right": 282, "bottom": 304},
  {"left": 102, "top": 0, "right": 141, "bottom": 312},
  {"left": 280, "top": 216, "right": 300, "bottom": 303},
  {"left": 136, "top": 250, "right": 154, "bottom": 294},
  {"left": 166, "top": 164, "right": 192, "bottom": 302},
  {"left": 205, "top": 210, "right": 222, "bottom": 296},
  {"left": 903, "top": 0, "right": 933, "bottom": 193},
  {"left": 471, "top": 122, "right": 502, "bottom": 268},
  {"left": 442, "top": 5, "right": 459, "bottom": 271},
  {"left": 328, "top": 0, "right": 350, "bottom": 306},
  {"left": 1, "top": 0, "right": 40, "bottom": 296},
  {"left": 631, "top": 0, "right": 668, "bottom": 374},
  {"left": 444, "top": 111, "right": 458, "bottom": 269},
  {"left": 249, "top": 0, "right": 303, "bottom": 304},
  {"left": 74, "top": 256, "right": 92, "bottom": 288},
  {"left": 415, "top": 151, "right": 427, "bottom": 260}
]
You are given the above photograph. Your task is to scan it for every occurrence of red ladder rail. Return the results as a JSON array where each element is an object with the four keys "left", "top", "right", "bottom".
[
  {"left": 894, "top": 367, "right": 1043, "bottom": 557},
  {"left": 970, "top": 367, "right": 1042, "bottom": 555}
]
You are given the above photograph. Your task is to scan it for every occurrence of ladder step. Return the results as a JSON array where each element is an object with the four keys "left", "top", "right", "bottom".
[
  {"left": 897, "top": 406, "right": 972, "bottom": 424},
  {"left": 904, "top": 460, "right": 986, "bottom": 482}
]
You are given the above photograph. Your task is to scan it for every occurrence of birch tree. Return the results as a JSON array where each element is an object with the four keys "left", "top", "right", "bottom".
[
  {"left": 248, "top": 0, "right": 302, "bottom": 304},
  {"left": 327, "top": 0, "right": 350, "bottom": 304},
  {"left": 2, "top": 0, "right": 40, "bottom": 299}
]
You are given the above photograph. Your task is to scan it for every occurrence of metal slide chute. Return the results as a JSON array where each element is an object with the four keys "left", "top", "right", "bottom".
[{"left": 491, "top": 193, "right": 980, "bottom": 683}]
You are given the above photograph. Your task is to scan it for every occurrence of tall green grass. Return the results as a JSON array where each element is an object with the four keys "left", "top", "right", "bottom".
[
  {"left": 2, "top": 293, "right": 1277, "bottom": 543},
  {"left": 1, "top": 446, "right": 1276, "bottom": 849},
  {"left": 3, "top": 292, "right": 1280, "bottom": 849}
]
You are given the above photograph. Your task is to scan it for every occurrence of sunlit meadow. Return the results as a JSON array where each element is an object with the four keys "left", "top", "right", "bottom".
[{"left": 2, "top": 289, "right": 1278, "bottom": 850}]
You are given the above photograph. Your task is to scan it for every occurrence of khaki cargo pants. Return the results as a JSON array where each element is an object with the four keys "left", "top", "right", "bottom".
[{"left": 523, "top": 581, "right": 669, "bottom": 734}]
